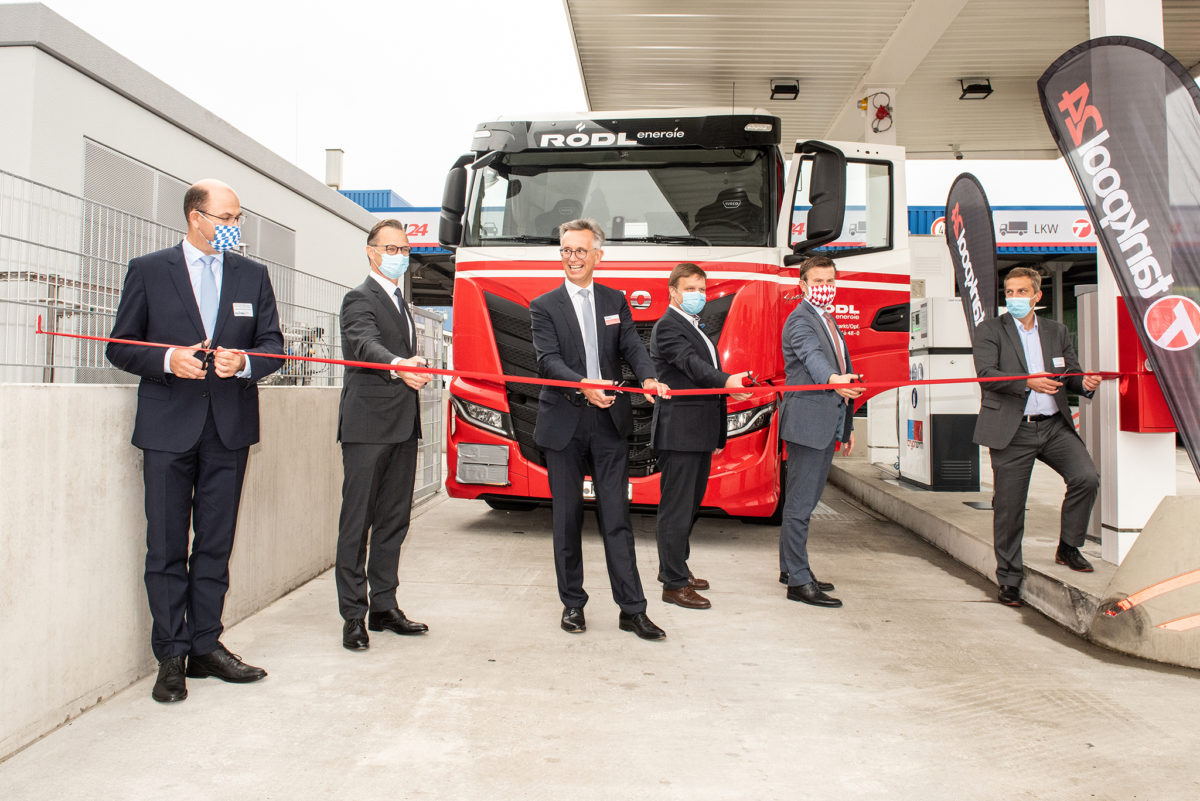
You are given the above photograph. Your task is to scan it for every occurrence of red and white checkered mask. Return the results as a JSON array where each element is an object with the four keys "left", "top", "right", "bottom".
[{"left": 806, "top": 283, "right": 837, "bottom": 309}]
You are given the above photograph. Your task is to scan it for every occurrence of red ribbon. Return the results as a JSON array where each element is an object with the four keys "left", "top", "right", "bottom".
[{"left": 36, "top": 315, "right": 1125, "bottom": 396}]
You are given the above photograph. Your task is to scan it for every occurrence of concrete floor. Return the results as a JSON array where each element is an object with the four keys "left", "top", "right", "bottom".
[{"left": 4, "top": 488, "right": 1200, "bottom": 800}]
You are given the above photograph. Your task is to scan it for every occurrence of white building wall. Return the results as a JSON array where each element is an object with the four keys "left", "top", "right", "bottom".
[
  {"left": 0, "top": 386, "right": 343, "bottom": 759},
  {"left": 0, "top": 4, "right": 378, "bottom": 285}
]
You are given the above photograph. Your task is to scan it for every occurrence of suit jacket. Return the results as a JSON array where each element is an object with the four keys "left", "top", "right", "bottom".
[
  {"left": 106, "top": 243, "right": 283, "bottom": 452},
  {"left": 338, "top": 277, "right": 422, "bottom": 444},
  {"left": 649, "top": 307, "right": 731, "bottom": 452},
  {"left": 972, "top": 313, "right": 1092, "bottom": 450},
  {"left": 530, "top": 282, "right": 656, "bottom": 451},
  {"left": 778, "top": 301, "right": 853, "bottom": 449}
]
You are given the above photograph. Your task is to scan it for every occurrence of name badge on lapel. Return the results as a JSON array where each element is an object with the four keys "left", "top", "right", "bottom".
[
  {"left": 1052, "top": 357, "right": 1065, "bottom": 368},
  {"left": 233, "top": 303, "right": 254, "bottom": 318},
  {"left": 603, "top": 314, "right": 620, "bottom": 326}
]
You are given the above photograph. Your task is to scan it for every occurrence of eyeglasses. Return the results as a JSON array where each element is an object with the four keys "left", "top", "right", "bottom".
[
  {"left": 370, "top": 244, "right": 412, "bottom": 256},
  {"left": 559, "top": 247, "right": 593, "bottom": 259},
  {"left": 198, "top": 210, "right": 245, "bottom": 227}
]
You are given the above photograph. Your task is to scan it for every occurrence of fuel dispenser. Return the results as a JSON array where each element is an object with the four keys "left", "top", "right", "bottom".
[{"left": 899, "top": 297, "right": 981, "bottom": 491}]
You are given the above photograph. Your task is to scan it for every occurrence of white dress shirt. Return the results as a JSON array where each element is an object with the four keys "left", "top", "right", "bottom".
[
  {"left": 563, "top": 279, "right": 600, "bottom": 376},
  {"left": 163, "top": 239, "right": 250, "bottom": 377},
  {"left": 1017, "top": 315, "right": 1058, "bottom": 417}
]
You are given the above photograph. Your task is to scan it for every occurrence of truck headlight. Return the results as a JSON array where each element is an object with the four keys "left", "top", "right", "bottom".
[
  {"left": 726, "top": 401, "right": 775, "bottom": 437},
  {"left": 451, "top": 396, "right": 513, "bottom": 438}
]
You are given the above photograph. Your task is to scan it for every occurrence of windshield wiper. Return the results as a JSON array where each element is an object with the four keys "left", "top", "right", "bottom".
[
  {"left": 608, "top": 234, "right": 711, "bottom": 246},
  {"left": 480, "top": 235, "right": 561, "bottom": 244}
]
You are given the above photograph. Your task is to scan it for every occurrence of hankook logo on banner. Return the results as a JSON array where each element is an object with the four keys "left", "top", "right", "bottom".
[
  {"left": 944, "top": 174, "right": 998, "bottom": 342},
  {"left": 1039, "top": 35, "right": 1200, "bottom": 478}
]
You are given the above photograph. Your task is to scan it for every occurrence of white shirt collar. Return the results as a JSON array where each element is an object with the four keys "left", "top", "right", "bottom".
[
  {"left": 181, "top": 238, "right": 222, "bottom": 269},
  {"left": 370, "top": 270, "right": 401, "bottom": 297},
  {"left": 669, "top": 303, "right": 701, "bottom": 328},
  {"left": 564, "top": 279, "right": 594, "bottom": 298}
]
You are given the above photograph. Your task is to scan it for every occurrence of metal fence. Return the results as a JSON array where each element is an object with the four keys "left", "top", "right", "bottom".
[
  {"left": 0, "top": 168, "right": 444, "bottom": 496},
  {"left": 0, "top": 169, "right": 347, "bottom": 386}
]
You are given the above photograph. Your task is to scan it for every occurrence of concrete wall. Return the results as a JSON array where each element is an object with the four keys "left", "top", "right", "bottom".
[
  {"left": 0, "top": 3, "right": 380, "bottom": 285},
  {"left": 0, "top": 385, "right": 343, "bottom": 759}
]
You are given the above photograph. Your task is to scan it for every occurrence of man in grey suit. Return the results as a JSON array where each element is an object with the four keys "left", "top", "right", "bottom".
[
  {"left": 778, "top": 255, "right": 862, "bottom": 608},
  {"left": 972, "top": 267, "right": 1101, "bottom": 607},
  {"left": 336, "top": 219, "right": 432, "bottom": 650}
]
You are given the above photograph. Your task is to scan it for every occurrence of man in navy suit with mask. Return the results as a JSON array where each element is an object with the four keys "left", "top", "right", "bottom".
[
  {"left": 649, "top": 262, "right": 750, "bottom": 609},
  {"left": 107, "top": 179, "right": 283, "bottom": 703}
]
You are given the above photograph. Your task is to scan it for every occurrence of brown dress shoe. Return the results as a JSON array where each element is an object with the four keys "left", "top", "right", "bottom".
[
  {"left": 662, "top": 586, "right": 712, "bottom": 609},
  {"left": 687, "top": 571, "right": 710, "bottom": 591}
]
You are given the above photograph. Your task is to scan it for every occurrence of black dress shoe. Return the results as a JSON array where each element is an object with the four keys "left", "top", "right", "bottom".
[
  {"left": 186, "top": 643, "right": 267, "bottom": 683},
  {"left": 368, "top": 608, "right": 429, "bottom": 635},
  {"left": 998, "top": 585, "right": 1023, "bottom": 606},
  {"left": 151, "top": 656, "right": 187, "bottom": 703},
  {"left": 343, "top": 618, "right": 369, "bottom": 651},
  {"left": 561, "top": 606, "right": 586, "bottom": 633},
  {"left": 619, "top": 611, "right": 666, "bottom": 640},
  {"left": 786, "top": 581, "right": 843, "bottom": 608},
  {"left": 1055, "top": 543, "right": 1094, "bottom": 572},
  {"left": 779, "top": 571, "right": 835, "bottom": 592}
]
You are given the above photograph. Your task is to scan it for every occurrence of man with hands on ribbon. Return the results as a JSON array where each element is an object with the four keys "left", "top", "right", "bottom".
[
  {"left": 335, "top": 219, "right": 432, "bottom": 651},
  {"left": 972, "top": 267, "right": 1101, "bottom": 607},
  {"left": 107, "top": 179, "right": 283, "bottom": 703},
  {"left": 778, "top": 255, "right": 860, "bottom": 609},
  {"left": 649, "top": 262, "right": 751, "bottom": 610},
  {"left": 529, "top": 218, "right": 671, "bottom": 640}
]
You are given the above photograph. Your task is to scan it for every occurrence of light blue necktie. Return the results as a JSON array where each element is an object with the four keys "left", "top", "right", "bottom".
[
  {"left": 579, "top": 288, "right": 600, "bottom": 379},
  {"left": 199, "top": 255, "right": 218, "bottom": 339}
]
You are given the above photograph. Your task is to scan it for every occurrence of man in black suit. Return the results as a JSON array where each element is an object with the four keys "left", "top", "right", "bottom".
[
  {"left": 649, "top": 263, "right": 750, "bottom": 609},
  {"left": 529, "top": 218, "right": 669, "bottom": 640},
  {"left": 778, "top": 255, "right": 862, "bottom": 608},
  {"left": 107, "top": 179, "right": 283, "bottom": 703},
  {"left": 972, "top": 267, "right": 1102, "bottom": 607},
  {"left": 336, "top": 219, "right": 432, "bottom": 650}
]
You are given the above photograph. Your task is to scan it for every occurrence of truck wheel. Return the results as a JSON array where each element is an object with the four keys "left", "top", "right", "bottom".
[{"left": 484, "top": 498, "right": 540, "bottom": 512}]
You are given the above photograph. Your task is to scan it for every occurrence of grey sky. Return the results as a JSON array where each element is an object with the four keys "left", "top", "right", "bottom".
[{"left": 14, "top": 0, "right": 1085, "bottom": 208}]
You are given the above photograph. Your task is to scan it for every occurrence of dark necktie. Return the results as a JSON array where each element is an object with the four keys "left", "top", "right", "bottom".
[
  {"left": 823, "top": 312, "right": 846, "bottom": 374},
  {"left": 394, "top": 287, "right": 413, "bottom": 349}
]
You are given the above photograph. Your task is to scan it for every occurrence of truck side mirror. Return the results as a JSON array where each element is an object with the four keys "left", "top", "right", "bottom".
[
  {"left": 785, "top": 141, "right": 846, "bottom": 264},
  {"left": 438, "top": 153, "right": 473, "bottom": 250}
]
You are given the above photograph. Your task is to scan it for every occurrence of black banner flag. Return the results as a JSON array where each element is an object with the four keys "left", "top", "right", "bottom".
[
  {"left": 944, "top": 173, "right": 998, "bottom": 342},
  {"left": 1039, "top": 37, "right": 1200, "bottom": 478}
]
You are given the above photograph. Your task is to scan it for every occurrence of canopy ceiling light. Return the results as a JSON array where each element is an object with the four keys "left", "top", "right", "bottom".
[
  {"left": 958, "top": 78, "right": 994, "bottom": 100},
  {"left": 770, "top": 78, "right": 800, "bottom": 101}
]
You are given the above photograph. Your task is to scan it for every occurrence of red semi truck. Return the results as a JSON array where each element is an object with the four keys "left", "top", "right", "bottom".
[{"left": 438, "top": 109, "right": 910, "bottom": 520}]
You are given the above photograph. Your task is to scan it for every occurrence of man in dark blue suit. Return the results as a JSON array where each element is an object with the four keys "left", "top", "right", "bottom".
[
  {"left": 649, "top": 262, "right": 750, "bottom": 609},
  {"left": 778, "top": 255, "right": 862, "bottom": 608},
  {"left": 529, "top": 218, "right": 669, "bottom": 640},
  {"left": 107, "top": 179, "right": 283, "bottom": 703}
]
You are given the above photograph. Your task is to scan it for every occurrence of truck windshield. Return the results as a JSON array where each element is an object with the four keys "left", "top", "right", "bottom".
[{"left": 464, "top": 147, "right": 773, "bottom": 247}]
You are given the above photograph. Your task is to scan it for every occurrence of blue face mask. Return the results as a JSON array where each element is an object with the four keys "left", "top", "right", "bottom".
[
  {"left": 209, "top": 224, "right": 241, "bottom": 252},
  {"left": 1005, "top": 297, "right": 1032, "bottom": 319},
  {"left": 679, "top": 290, "right": 706, "bottom": 316},
  {"left": 379, "top": 253, "right": 409, "bottom": 280}
]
